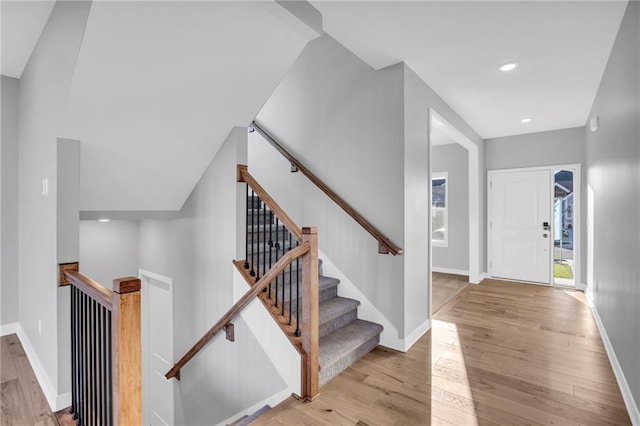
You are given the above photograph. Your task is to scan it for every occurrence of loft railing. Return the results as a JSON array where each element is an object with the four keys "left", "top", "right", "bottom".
[
  {"left": 250, "top": 121, "right": 403, "bottom": 256},
  {"left": 165, "top": 165, "right": 320, "bottom": 400},
  {"left": 58, "top": 263, "right": 141, "bottom": 426}
]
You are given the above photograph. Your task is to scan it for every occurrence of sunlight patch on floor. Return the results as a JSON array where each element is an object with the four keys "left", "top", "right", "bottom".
[{"left": 431, "top": 319, "right": 479, "bottom": 426}]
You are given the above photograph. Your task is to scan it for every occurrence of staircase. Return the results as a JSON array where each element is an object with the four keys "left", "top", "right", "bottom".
[{"left": 246, "top": 197, "right": 383, "bottom": 386}]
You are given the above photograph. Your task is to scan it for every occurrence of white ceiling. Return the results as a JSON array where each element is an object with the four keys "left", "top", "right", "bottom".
[
  {"left": 312, "top": 1, "right": 628, "bottom": 139},
  {"left": 59, "top": 1, "right": 315, "bottom": 211},
  {"left": 1, "top": 1, "right": 54, "bottom": 78}
]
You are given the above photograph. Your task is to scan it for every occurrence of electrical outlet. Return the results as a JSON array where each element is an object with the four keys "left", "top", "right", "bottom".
[{"left": 38, "top": 319, "right": 42, "bottom": 336}]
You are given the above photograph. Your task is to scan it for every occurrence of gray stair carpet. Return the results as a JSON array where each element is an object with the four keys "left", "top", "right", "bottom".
[{"left": 247, "top": 213, "right": 384, "bottom": 387}]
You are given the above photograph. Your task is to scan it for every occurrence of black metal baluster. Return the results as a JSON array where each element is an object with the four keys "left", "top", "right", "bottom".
[
  {"left": 263, "top": 205, "right": 269, "bottom": 289},
  {"left": 82, "top": 293, "right": 88, "bottom": 426},
  {"left": 249, "top": 189, "right": 256, "bottom": 277},
  {"left": 274, "top": 218, "right": 280, "bottom": 306},
  {"left": 106, "top": 310, "right": 112, "bottom": 426},
  {"left": 268, "top": 212, "right": 273, "bottom": 297},
  {"left": 296, "top": 247, "right": 301, "bottom": 337},
  {"left": 98, "top": 305, "right": 104, "bottom": 426},
  {"left": 244, "top": 183, "right": 249, "bottom": 270},
  {"left": 70, "top": 286, "right": 77, "bottom": 417},
  {"left": 101, "top": 306, "right": 108, "bottom": 426},
  {"left": 91, "top": 298, "right": 97, "bottom": 426},
  {"left": 256, "top": 199, "right": 261, "bottom": 281},
  {"left": 281, "top": 229, "right": 286, "bottom": 316},
  {"left": 288, "top": 233, "right": 293, "bottom": 323}
]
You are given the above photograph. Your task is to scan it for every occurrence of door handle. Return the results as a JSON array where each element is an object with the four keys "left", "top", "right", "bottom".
[{"left": 542, "top": 233, "right": 549, "bottom": 238}]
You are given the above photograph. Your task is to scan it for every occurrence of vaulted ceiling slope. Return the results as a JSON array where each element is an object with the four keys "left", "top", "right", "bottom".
[
  {"left": 1, "top": 1, "right": 55, "bottom": 78},
  {"left": 312, "top": 1, "right": 627, "bottom": 139},
  {"left": 59, "top": 1, "right": 316, "bottom": 212}
]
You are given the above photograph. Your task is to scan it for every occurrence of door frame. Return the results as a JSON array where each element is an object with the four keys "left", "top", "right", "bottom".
[
  {"left": 487, "top": 164, "right": 581, "bottom": 287},
  {"left": 428, "top": 109, "right": 481, "bottom": 319},
  {"left": 139, "top": 269, "right": 175, "bottom": 426}
]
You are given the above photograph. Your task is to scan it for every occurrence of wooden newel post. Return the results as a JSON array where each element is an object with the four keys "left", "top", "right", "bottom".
[
  {"left": 112, "top": 277, "right": 142, "bottom": 426},
  {"left": 301, "top": 227, "right": 320, "bottom": 400}
]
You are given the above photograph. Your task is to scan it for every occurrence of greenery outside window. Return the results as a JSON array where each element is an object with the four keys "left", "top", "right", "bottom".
[{"left": 432, "top": 173, "right": 448, "bottom": 247}]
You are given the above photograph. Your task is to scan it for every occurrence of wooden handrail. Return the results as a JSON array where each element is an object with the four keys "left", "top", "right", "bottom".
[
  {"left": 165, "top": 242, "right": 310, "bottom": 380},
  {"left": 64, "top": 270, "right": 113, "bottom": 310},
  {"left": 238, "top": 164, "right": 303, "bottom": 241},
  {"left": 250, "top": 121, "right": 403, "bottom": 255}
]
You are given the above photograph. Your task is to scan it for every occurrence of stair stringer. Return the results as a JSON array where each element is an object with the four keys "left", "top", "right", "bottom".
[
  {"left": 318, "top": 249, "right": 429, "bottom": 352},
  {"left": 223, "top": 268, "right": 300, "bottom": 425}
]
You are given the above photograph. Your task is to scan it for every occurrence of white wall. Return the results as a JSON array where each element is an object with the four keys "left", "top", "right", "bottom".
[
  {"left": 1, "top": 75, "right": 19, "bottom": 326},
  {"left": 585, "top": 1, "right": 640, "bottom": 415},
  {"left": 432, "top": 144, "right": 469, "bottom": 272},
  {"left": 403, "top": 65, "right": 484, "bottom": 332},
  {"left": 253, "top": 35, "right": 407, "bottom": 336},
  {"left": 139, "top": 128, "right": 289, "bottom": 425},
  {"left": 79, "top": 220, "right": 140, "bottom": 287},
  {"left": 484, "top": 127, "right": 587, "bottom": 281},
  {"left": 484, "top": 127, "right": 585, "bottom": 171},
  {"left": 17, "top": 1, "right": 91, "bottom": 408}
]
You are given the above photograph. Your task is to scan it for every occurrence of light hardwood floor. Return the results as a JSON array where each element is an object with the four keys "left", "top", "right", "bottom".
[
  {"left": 432, "top": 272, "right": 468, "bottom": 314},
  {"left": 255, "top": 279, "right": 631, "bottom": 425},
  {"left": 0, "top": 334, "right": 57, "bottom": 426}
]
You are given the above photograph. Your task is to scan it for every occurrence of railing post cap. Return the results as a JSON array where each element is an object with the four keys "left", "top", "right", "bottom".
[
  {"left": 113, "top": 277, "right": 141, "bottom": 294},
  {"left": 302, "top": 227, "right": 318, "bottom": 235}
]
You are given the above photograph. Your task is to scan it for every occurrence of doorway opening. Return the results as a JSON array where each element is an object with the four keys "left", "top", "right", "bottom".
[
  {"left": 553, "top": 170, "right": 575, "bottom": 286},
  {"left": 428, "top": 109, "right": 480, "bottom": 315}
]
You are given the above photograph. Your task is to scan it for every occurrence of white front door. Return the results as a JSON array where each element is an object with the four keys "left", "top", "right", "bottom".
[
  {"left": 141, "top": 271, "right": 175, "bottom": 426},
  {"left": 489, "top": 170, "right": 552, "bottom": 284}
]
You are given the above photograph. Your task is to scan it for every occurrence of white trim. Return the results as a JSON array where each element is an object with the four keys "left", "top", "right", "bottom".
[
  {"left": 0, "top": 322, "right": 20, "bottom": 336},
  {"left": 429, "top": 109, "right": 481, "bottom": 299},
  {"left": 585, "top": 289, "right": 640, "bottom": 425},
  {"left": 139, "top": 269, "right": 175, "bottom": 426},
  {"left": 432, "top": 267, "right": 469, "bottom": 276},
  {"left": 476, "top": 272, "right": 489, "bottom": 283},
  {"left": 216, "top": 387, "right": 292, "bottom": 426},
  {"left": 401, "top": 319, "right": 431, "bottom": 352}
]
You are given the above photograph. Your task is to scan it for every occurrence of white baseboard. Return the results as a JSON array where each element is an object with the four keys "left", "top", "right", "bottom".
[
  {"left": 474, "top": 272, "right": 489, "bottom": 284},
  {"left": 401, "top": 319, "right": 431, "bottom": 352},
  {"left": 216, "top": 387, "right": 292, "bottom": 426},
  {"left": 585, "top": 289, "right": 640, "bottom": 425},
  {"left": 4, "top": 323, "right": 70, "bottom": 412},
  {"left": 432, "top": 267, "right": 469, "bottom": 276},
  {"left": 1, "top": 322, "right": 20, "bottom": 336},
  {"left": 14, "top": 324, "right": 68, "bottom": 412}
]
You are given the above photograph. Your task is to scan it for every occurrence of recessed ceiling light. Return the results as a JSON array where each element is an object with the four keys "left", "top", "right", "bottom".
[
  {"left": 520, "top": 118, "right": 532, "bottom": 123},
  {"left": 98, "top": 218, "right": 110, "bottom": 222},
  {"left": 499, "top": 62, "right": 519, "bottom": 72}
]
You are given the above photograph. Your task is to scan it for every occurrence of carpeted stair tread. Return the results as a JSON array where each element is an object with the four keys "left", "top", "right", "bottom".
[
  {"left": 319, "top": 319, "right": 383, "bottom": 371},
  {"left": 319, "top": 297, "right": 360, "bottom": 326}
]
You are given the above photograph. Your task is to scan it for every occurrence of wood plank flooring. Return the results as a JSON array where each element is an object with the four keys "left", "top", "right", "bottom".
[
  {"left": 432, "top": 273, "right": 469, "bottom": 314},
  {"left": 254, "top": 279, "right": 631, "bottom": 425},
  {"left": 0, "top": 334, "right": 57, "bottom": 426}
]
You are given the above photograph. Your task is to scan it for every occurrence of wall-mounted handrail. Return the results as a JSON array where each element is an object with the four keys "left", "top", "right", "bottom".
[
  {"left": 238, "top": 164, "right": 302, "bottom": 242},
  {"left": 250, "top": 121, "right": 403, "bottom": 255},
  {"left": 165, "top": 242, "right": 310, "bottom": 380}
]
